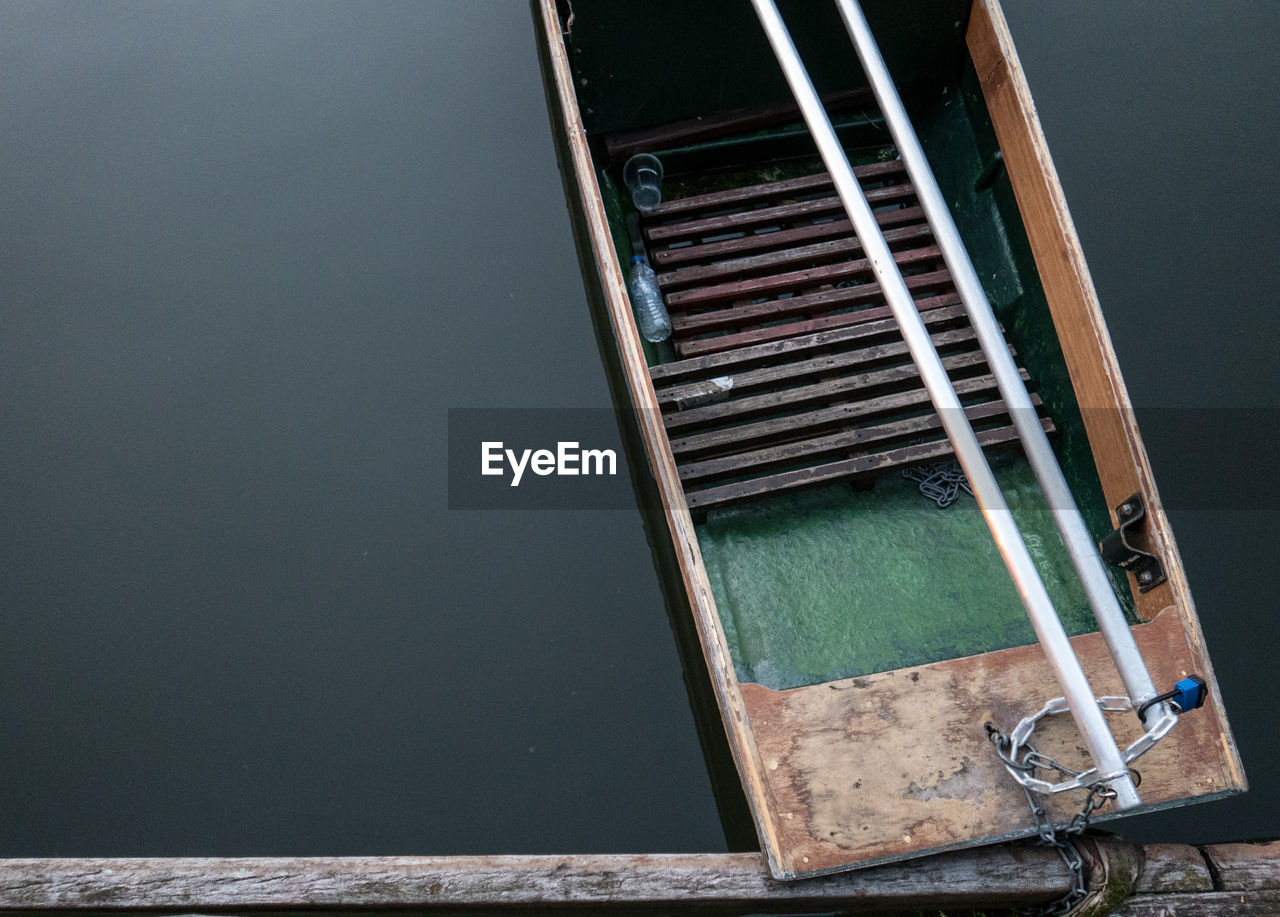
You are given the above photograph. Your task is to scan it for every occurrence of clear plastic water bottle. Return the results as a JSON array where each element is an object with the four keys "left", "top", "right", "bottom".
[{"left": 629, "top": 255, "right": 671, "bottom": 343}]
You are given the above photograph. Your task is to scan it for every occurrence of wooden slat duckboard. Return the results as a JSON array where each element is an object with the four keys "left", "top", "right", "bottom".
[{"left": 641, "top": 163, "right": 1052, "bottom": 511}]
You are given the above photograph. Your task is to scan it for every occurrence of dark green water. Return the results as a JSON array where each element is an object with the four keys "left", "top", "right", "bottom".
[{"left": 0, "top": 0, "right": 1276, "bottom": 857}]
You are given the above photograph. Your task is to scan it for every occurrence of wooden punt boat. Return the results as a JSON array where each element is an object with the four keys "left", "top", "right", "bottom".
[{"left": 535, "top": 0, "right": 1245, "bottom": 879}]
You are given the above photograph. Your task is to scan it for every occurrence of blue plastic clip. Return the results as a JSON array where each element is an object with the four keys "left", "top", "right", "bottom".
[{"left": 1171, "top": 675, "right": 1208, "bottom": 713}]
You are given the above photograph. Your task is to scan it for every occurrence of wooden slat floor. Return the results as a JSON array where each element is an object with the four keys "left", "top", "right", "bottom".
[{"left": 641, "top": 159, "right": 1051, "bottom": 511}]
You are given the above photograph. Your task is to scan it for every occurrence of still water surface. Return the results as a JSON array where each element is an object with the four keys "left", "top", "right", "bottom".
[{"left": 1, "top": 1, "right": 1276, "bottom": 856}]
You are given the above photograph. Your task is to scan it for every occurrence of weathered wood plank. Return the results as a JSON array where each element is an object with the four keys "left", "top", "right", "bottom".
[
  {"left": 1134, "top": 843, "right": 1214, "bottom": 894},
  {"left": 672, "top": 269, "right": 953, "bottom": 341},
  {"left": 677, "top": 397, "right": 1038, "bottom": 485},
  {"left": 646, "top": 181, "right": 916, "bottom": 243},
  {"left": 668, "top": 369, "right": 1027, "bottom": 457},
  {"left": 1115, "top": 891, "right": 1280, "bottom": 916},
  {"left": 685, "top": 420, "right": 1046, "bottom": 510},
  {"left": 7, "top": 840, "right": 1280, "bottom": 911},
  {"left": 740, "top": 607, "right": 1241, "bottom": 878},
  {"left": 651, "top": 302, "right": 968, "bottom": 386},
  {"left": 666, "top": 244, "right": 942, "bottom": 310},
  {"left": 0, "top": 849, "right": 1075, "bottom": 911},
  {"left": 663, "top": 348, "right": 991, "bottom": 433},
  {"left": 676, "top": 288, "right": 960, "bottom": 357},
  {"left": 1204, "top": 841, "right": 1280, "bottom": 891},
  {"left": 646, "top": 157, "right": 902, "bottom": 218},
  {"left": 656, "top": 326, "right": 979, "bottom": 409},
  {"left": 653, "top": 206, "right": 925, "bottom": 267},
  {"left": 656, "top": 222, "right": 933, "bottom": 292}
]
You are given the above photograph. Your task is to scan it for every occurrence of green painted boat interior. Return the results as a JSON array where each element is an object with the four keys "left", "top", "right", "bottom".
[{"left": 561, "top": 0, "right": 1136, "bottom": 689}]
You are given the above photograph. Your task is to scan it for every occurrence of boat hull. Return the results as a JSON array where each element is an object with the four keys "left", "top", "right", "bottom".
[{"left": 536, "top": 0, "right": 1244, "bottom": 878}]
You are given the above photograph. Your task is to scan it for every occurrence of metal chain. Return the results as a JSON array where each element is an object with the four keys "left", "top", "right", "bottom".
[
  {"left": 987, "top": 724, "right": 1119, "bottom": 916},
  {"left": 902, "top": 459, "right": 973, "bottom": 507}
]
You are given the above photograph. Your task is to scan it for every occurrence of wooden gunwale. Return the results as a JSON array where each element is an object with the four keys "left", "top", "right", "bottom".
[
  {"left": 540, "top": 0, "right": 1243, "bottom": 881},
  {"left": 966, "top": 0, "right": 1243, "bottom": 792},
  {"left": 533, "top": 0, "right": 785, "bottom": 877}
]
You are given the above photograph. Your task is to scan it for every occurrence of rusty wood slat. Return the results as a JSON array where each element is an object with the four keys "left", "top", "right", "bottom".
[
  {"left": 676, "top": 289, "right": 961, "bottom": 357},
  {"left": 656, "top": 222, "right": 934, "bottom": 291},
  {"left": 668, "top": 370, "right": 1028, "bottom": 457},
  {"left": 653, "top": 205, "right": 924, "bottom": 267},
  {"left": 672, "top": 269, "right": 953, "bottom": 337},
  {"left": 650, "top": 301, "right": 968, "bottom": 385},
  {"left": 678, "top": 397, "right": 1043, "bottom": 484},
  {"left": 657, "top": 326, "right": 979, "bottom": 409},
  {"left": 684, "top": 421, "right": 1050, "bottom": 510},
  {"left": 667, "top": 243, "right": 942, "bottom": 310},
  {"left": 604, "top": 87, "right": 876, "bottom": 162},
  {"left": 663, "top": 348, "right": 992, "bottom": 433},
  {"left": 646, "top": 180, "right": 916, "bottom": 243},
  {"left": 647, "top": 157, "right": 902, "bottom": 218}
]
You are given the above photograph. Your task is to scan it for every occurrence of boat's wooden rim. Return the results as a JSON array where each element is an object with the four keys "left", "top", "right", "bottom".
[
  {"left": 533, "top": 0, "right": 781, "bottom": 867},
  {"left": 966, "top": 0, "right": 1242, "bottom": 795}
]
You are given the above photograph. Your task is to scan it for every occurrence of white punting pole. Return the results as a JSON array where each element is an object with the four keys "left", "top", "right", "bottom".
[
  {"left": 749, "top": 0, "right": 1140, "bottom": 809},
  {"left": 832, "top": 0, "right": 1166, "bottom": 727}
]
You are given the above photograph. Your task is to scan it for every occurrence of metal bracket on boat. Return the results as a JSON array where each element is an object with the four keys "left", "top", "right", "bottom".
[{"left": 1098, "top": 493, "right": 1166, "bottom": 593}]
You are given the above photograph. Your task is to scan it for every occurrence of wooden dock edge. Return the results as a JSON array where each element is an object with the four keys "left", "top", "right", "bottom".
[{"left": 2, "top": 839, "right": 1278, "bottom": 913}]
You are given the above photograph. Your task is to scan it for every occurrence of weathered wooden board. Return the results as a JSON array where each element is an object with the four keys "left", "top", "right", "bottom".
[
  {"left": 676, "top": 286, "right": 958, "bottom": 355},
  {"left": 1206, "top": 841, "right": 1280, "bottom": 892},
  {"left": 0, "top": 849, "right": 1074, "bottom": 912},
  {"left": 667, "top": 369, "right": 1023, "bottom": 457},
  {"left": 740, "top": 608, "right": 1237, "bottom": 877},
  {"left": 9, "top": 840, "right": 1280, "bottom": 911},
  {"left": 670, "top": 274, "right": 955, "bottom": 341},
  {"left": 1134, "top": 843, "right": 1215, "bottom": 894},
  {"left": 651, "top": 301, "right": 968, "bottom": 384},
  {"left": 1118, "top": 844, "right": 1280, "bottom": 917}
]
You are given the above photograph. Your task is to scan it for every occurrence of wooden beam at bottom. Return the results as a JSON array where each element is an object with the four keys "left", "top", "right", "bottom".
[
  {"left": 0, "top": 848, "right": 1071, "bottom": 912},
  {"left": 6, "top": 840, "right": 1280, "bottom": 912}
]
